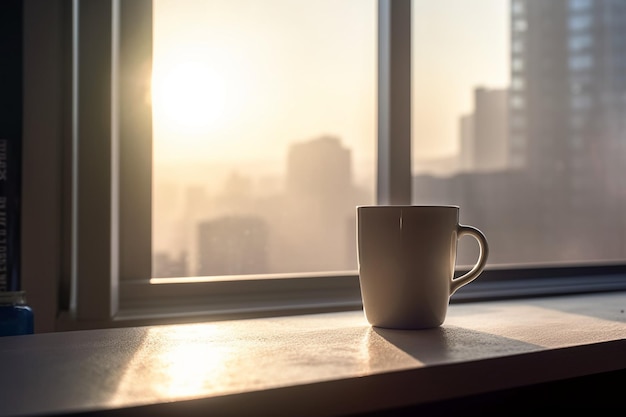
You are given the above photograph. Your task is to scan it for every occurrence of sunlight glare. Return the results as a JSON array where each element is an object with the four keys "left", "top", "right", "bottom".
[
  {"left": 152, "top": 60, "right": 226, "bottom": 135},
  {"left": 109, "top": 324, "right": 233, "bottom": 404}
]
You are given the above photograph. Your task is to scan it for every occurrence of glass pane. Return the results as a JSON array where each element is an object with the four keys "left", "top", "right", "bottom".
[
  {"left": 151, "top": 0, "right": 376, "bottom": 278},
  {"left": 412, "top": 0, "right": 626, "bottom": 267}
]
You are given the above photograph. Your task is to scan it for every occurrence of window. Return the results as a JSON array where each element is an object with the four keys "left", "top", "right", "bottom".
[
  {"left": 511, "top": 0, "right": 524, "bottom": 15},
  {"left": 569, "top": 54, "right": 594, "bottom": 71},
  {"left": 511, "top": 39, "right": 524, "bottom": 53},
  {"left": 568, "top": 14, "right": 592, "bottom": 31},
  {"left": 511, "top": 76, "right": 525, "bottom": 91},
  {"left": 68, "top": 0, "right": 381, "bottom": 324},
  {"left": 512, "top": 18, "right": 528, "bottom": 33},
  {"left": 151, "top": 0, "right": 376, "bottom": 279},
  {"left": 30, "top": 0, "right": 626, "bottom": 330},
  {"left": 569, "top": 0, "right": 592, "bottom": 12},
  {"left": 569, "top": 34, "right": 593, "bottom": 51}
]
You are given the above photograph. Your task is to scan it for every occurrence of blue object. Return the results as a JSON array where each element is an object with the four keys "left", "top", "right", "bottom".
[{"left": 0, "top": 291, "right": 34, "bottom": 336}]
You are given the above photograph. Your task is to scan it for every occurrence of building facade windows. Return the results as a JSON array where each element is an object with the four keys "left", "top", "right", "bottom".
[
  {"left": 568, "top": 14, "right": 593, "bottom": 31},
  {"left": 568, "top": 34, "right": 593, "bottom": 51},
  {"left": 569, "top": 0, "right": 593, "bottom": 12},
  {"left": 569, "top": 54, "right": 594, "bottom": 70}
]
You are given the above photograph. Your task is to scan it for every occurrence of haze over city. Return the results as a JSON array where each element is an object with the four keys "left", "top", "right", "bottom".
[{"left": 150, "top": 0, "right": 626, "bottom": 277}]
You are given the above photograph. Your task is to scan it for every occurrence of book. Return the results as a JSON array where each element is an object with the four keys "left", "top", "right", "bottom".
[{"left": 0, "top": 0, "right": 23, "bottom": 292}]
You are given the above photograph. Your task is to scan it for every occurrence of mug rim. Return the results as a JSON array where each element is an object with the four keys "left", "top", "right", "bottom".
[{"left": 357, "top": 204, "right": 459, "bottom": 209}]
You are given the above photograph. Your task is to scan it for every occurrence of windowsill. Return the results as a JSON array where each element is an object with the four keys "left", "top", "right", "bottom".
[{"left": 1, "top": 291, "right": 626, "bottom": 416}]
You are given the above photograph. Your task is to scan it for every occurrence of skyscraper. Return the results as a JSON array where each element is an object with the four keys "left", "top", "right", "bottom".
[
  {"left": 509, "top": 0, "right": 626, "bottom": 257},
  {"left": 459, "top": 113, "right": 475, "bottom": 172},
  {"left": 286, "top": 135, "right": 352, "bottom": 198},
  {"left": 280, "top": 136, "right": 361, "bottom": 271},
  {"left": 473, "top": 87, "right": 509, "bottom": 172},
  {"left": 510, "top": 0, "right": 626, "bottom": 175},
  {"left": 509, "top": 0, "right": 569, "bottom": 174},
  {"left": 197, "top": 216, "right": 269, "bottom": 276}
]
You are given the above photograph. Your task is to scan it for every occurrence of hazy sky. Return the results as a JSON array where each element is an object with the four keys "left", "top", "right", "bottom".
[
  {"left": 412, "top": 0, "right": 509, "bottom": 158},
  {"left": 152, "top": 0, "right": 509, "bottom": 181}
]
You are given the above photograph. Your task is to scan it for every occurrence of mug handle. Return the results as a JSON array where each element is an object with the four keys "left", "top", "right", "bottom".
[{"left": 450, "top": 225, "right": 489, "bottom": 296}]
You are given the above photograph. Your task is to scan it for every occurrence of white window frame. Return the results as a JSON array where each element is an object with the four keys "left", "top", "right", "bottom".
[{"left": 21, "top": 0, "right": 626, "bottom": 332}]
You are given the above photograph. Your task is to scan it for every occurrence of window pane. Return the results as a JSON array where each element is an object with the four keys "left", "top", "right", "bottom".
[
  {"left": 151, "top": 0, "right": 376, "bottom": 278},
  {"left": 411, "top": 0, "right": 626, "bottom": 267}
]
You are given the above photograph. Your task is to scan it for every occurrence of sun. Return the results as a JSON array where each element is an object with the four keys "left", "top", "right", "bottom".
[{"left": 152, "top": 60, "right": 227, "bottom": 135}]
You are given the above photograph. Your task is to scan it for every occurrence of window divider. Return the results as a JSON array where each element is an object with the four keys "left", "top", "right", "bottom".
[
  {"left": 118, "top": 0, "right": 153, "bottom": 282},
  {"left": 377, "top": 0, "right": 412, "bottom": 205}
]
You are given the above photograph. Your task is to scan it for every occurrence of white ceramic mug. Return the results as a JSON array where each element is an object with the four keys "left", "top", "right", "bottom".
[{"left": 357, "top": 205, "right": 489, "bottom": 329}]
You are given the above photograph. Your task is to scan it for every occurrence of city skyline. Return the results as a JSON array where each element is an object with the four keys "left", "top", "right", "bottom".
[
  {"left": 154, "top": 135, "right": 371, "bottom": 277},
  {"left": 149, "top": 0, "right": 518, "bottom": 276},
  {"left": 152, "top": 0, "right": 626, "bottom": 277}
]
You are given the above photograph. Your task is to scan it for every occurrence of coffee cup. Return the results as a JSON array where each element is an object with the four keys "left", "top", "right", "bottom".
[{"left": 356, "top": 205, "right": 488, "bottom": 329}]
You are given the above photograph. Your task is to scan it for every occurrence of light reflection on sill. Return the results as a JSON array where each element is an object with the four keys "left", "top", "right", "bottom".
[{"left": 150, "top": 270, "right": 358, "bottom": 285}]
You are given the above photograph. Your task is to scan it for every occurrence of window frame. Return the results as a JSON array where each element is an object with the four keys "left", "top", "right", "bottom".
[
  {"left": 21, "top": 0, "right": 626, "bottom": 331},
  {"left": 67, "top": 0, "right": 416, "bottom": 326}
]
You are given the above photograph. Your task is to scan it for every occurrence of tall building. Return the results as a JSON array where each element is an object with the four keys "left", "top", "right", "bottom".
[
  {"left": 286, "top": 135, "right": 352, "bottom": 197},
  {"left": 510, "top": 0, "right": 626, "bottom": 175},
  {"left": 153, "top": 251, "right": 188, "bottom": 278},
  {"left": 474, "top": 88, "right": 509, "bottom": 171},
  {"left": 196, "top": 216, "right": 269, "bottom": 276},
  {"left": 459, "top": 113, "right": 475, "bottom": 172},
  {"left": 277, "top": 136, "right": 360, "bottom": 271},
  {"left": 458, "top": 88, "right": 508, "bottom": 173},
  {"left": 509, "top": 0, "right": 626, "bottom": 257},
  {"left": 509, "top": 0, "right": 569, "bottom": 173}
]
